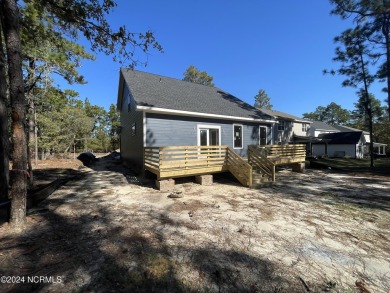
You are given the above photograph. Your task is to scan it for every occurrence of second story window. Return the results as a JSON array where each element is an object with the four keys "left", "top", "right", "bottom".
[
  {"left": 277, "top": 121, "right": 285, "bottom": 131},
  {"left": 302, "top": 123, "right": 309, "bottom": 132}
]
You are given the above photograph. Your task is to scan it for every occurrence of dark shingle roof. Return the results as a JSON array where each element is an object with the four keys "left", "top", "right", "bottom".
[
  {"left": 318, "top": 131, "right": 364, "bottom": 144},
  {"left": 119, "top": 69, "right": 274, "bottom": 121},
  {"left": 332, "top": 124, "right": 369, "bottom": 134},
  {"left": 310, "top": 121, "right": 340, "bottom": 132},
  {"left": 259, "top": 109, "right": 309, "bottom": 122}
]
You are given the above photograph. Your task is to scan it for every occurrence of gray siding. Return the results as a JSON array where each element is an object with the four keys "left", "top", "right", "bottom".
[
  {"left": 273, "top": 120, "right": 293, "bottom": 144},
  {"left": 120, "top": 83, "right": 144, "bottom": 170},
  {"left": 312, "top": 143, "right": 362, "bottom": 158},
  {"left": 145, "top": 113, "right": 272, "bottom": 156}
]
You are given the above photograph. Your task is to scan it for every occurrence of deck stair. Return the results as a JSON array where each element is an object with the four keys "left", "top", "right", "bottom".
[
  {"left": 248, "top": 145, "right": 275, "bottom": 186},
  {"left": 248, "top": 144, "right": 306, "bottom": 186}
]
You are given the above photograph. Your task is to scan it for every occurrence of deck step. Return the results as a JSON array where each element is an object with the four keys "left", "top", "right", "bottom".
[
  {"left": 252, "top": 181, "right": 274, "bottom": 188},
  {"left": 251, "top": 169, "right": 273, "bottom": 188}
]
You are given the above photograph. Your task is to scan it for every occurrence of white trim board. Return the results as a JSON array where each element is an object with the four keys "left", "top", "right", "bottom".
[
  {"left": 233, "top": 124, "right": 244, "bottom": 149},
  {"left": 137, "top": 105, "right": 276, "bottom": 123},
  {"left": 196, "top": 124, "right": 222, "bottom": 146}
]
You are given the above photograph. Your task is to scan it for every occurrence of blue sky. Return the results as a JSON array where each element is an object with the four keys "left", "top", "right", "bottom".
[{"left": 64, "top": 0, "right": 387, "bottom": 117}]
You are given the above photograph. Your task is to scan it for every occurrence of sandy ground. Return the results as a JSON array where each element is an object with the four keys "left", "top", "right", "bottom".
[{"left": 0, "top": 155, "right": 389, "bottom": 292}]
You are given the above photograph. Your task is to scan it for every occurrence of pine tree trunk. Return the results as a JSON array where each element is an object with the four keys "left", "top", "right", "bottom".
[
  {"left": 384, "top": 29, "right": 390, "bottom": 121},
  {"left": 1, "top": 0, "right": 28, "bottom": 228},
  {"left": 0, "top": 22, "right": 10, "bottom": 212}
]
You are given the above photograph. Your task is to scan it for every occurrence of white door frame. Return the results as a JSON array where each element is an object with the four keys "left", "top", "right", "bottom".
[
  {"left": 197, "top": 124, "right": 221, "bottom": 146},
  {"left": 259, "top": 126, "right": 267, "bottom": 145}
]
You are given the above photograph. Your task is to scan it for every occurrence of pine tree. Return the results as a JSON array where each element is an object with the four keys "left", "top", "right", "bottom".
[
  {"left": 328, "top": 25, "right": 376, "bottom": 166},
  {"left": 0, "top": 0, "right": 162, "bottom": 228},
  {"left": 331, "top": 0, "right": 390, "bottom": 120},
  {"left": 253, "top": 89, "right": 272, "bottom": 110},
  {"left": 183, "top": 65, "right": 214, "bottom": 86}
]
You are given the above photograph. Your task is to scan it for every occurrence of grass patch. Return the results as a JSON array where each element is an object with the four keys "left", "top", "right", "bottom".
[{"left": 309, "top": 157, "right": 390, "bottom": 174}]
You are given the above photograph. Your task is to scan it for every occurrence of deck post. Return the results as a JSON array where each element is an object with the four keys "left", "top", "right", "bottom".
[
  {"left": 185, "top": 146, "right": 189, "bottom": 169},
  {"left": 156, "top": 178, "right": 175, "bottom": 191},
  {"left": 195, "top": 174, "right": 213, "bottom": 185},
  {"left": 272, "top": 165, "right": 276, "bottom": 182},
  {"left": 292, "top": 162, "right": 305, "bottom": 173}
]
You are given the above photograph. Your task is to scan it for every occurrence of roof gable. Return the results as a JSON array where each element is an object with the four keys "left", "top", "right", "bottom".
[
  {"left": 118, "top": 69, "right": 275, "bottom": 121},
  {"left": 318, "top": 131, "right": 365, "bottom": 144}
]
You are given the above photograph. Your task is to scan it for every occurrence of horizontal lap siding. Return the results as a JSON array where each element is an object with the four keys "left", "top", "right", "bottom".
[
  {"left": 120, "top": 84, "right": 144, "bottom": 170},
  {"left": 328, "top": 144, "right": 357, "bottom": 158},
  {"left": 273, "top": 120, "right": 293, "bottom": 144},
  {"left": 312, "top": 144, "right": 326, "bottom": 157},
  {"left": 145, "top": 113, "right": 271, "bottom": 157},
  {"left": 312, "top": 144, "right": 358, "bottom": 158}
]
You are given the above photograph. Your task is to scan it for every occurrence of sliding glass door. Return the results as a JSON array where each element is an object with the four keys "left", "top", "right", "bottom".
[{"left": 199, "top": 128, "right": 220, "bottom": 146}]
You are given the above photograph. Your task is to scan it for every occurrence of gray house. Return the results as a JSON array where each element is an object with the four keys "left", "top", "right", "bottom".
[
  {"left": 117, "top": 69, "right": 276, "bottom": 171},
  {"left": 259, "top": 109, "right": 312, "bottom": 144}
]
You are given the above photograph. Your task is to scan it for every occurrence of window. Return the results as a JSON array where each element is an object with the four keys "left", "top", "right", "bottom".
[
  {"left": 131, "top": 123, "right": 136, "bottom": 136},
  {"left": 233, "top": 124, "right": 243, "bottom": 149},
  {"left": 302, "top": 123, "right": 309, "bottom": 132},
  {"left": 277, "top": 120, "right": 285, "bottom": 131},
  {"left": 197, "top": 125, "right": 221, "bottom": 146}
]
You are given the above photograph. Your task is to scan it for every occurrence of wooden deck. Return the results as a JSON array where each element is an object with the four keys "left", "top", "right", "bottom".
[
  {"left": 144, "top": 144, "right": 306, "bottom": 188},
  {"left": 144, "top": 145, "right": 252, "bottom": 187},
  {"left": 248, "top": 144, "right": 306, "bottom": 183}
]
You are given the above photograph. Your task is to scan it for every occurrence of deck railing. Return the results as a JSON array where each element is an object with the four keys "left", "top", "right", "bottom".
[
  {"left": 249, "top": 144, "right": 306, "bottom": 165},
  {"left": 248, "top": 145, "right": 276, "bottom": 181},
  {"left": 144, "top": 144, "right": 306, "bottom": 188},
  {"left": 226, "top": 147, "right": 252, "bottom": 187},
  {"left": 144, "top": 145, "right": 252, "bottom": 187},
  {"left": 144, "top": 145, "right": 229, "bottom": 180}
]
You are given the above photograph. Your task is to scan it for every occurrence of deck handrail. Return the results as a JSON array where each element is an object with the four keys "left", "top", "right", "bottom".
[
  {"left": 249, "top": 144, "right": 306, "bottom": 164},
  {"left": 248, "top": 145, "right": 275, "bottom": 181},
  {"left": 145, "top": 145, "right": 229, "bottom": 179},
  {"left": 253, "top": 144, "right": 306, "bottom": 158},
  {"left": 144, "top": 145, "right": 252, "bottom": 187},
  {"left": 226, "top": 147, "right": 252, "bottom": 187}
]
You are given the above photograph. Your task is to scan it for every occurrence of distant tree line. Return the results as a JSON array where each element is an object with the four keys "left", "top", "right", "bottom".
[{"left": 36, "top": 93, "right": 120, "bottom": 159}]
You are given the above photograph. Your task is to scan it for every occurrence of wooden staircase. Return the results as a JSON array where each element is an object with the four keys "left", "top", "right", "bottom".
[
  {"left": 248, "top": 145, "right": 275, "bottom": 187},
  {"left": 248, "top": 144, "right": 306, "bottom": 187}
]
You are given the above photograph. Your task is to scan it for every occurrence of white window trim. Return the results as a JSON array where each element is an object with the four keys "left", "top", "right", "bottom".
[
  {"left": 196, "top": 124, "right": 221, "bottom": 146},
  {"left": 143, "top": 112, "right": 146, "bottom": 147},
  {"left": 277, "top": 120, "right": 285, "bottom": 131},
  {"left": 233, "top": 124, "right": 243, "bottom": 149}
]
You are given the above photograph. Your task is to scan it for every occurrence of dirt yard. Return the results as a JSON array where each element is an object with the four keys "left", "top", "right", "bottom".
[{"left": 0, "top": 155, "right": 389, "bottom": 292}]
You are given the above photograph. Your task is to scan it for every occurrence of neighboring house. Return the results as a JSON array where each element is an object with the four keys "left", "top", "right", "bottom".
[
  {"left": 312, "top": 131, "right": 366, "bottom": 159},
  {"left": 117, "top": 69, "right": 276, "bottom": 171},
  {"left": 258, "top": 109, "right": 312, "bottom": 144},
  {"left": 308, "top": 121, "right": 339, "bottom": 137},
  {"left": 332, "top": 125, "right": 387, "bottom": 156},
  {"left": 305, "top": 122, "right": 387, "bottom": 157}
]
